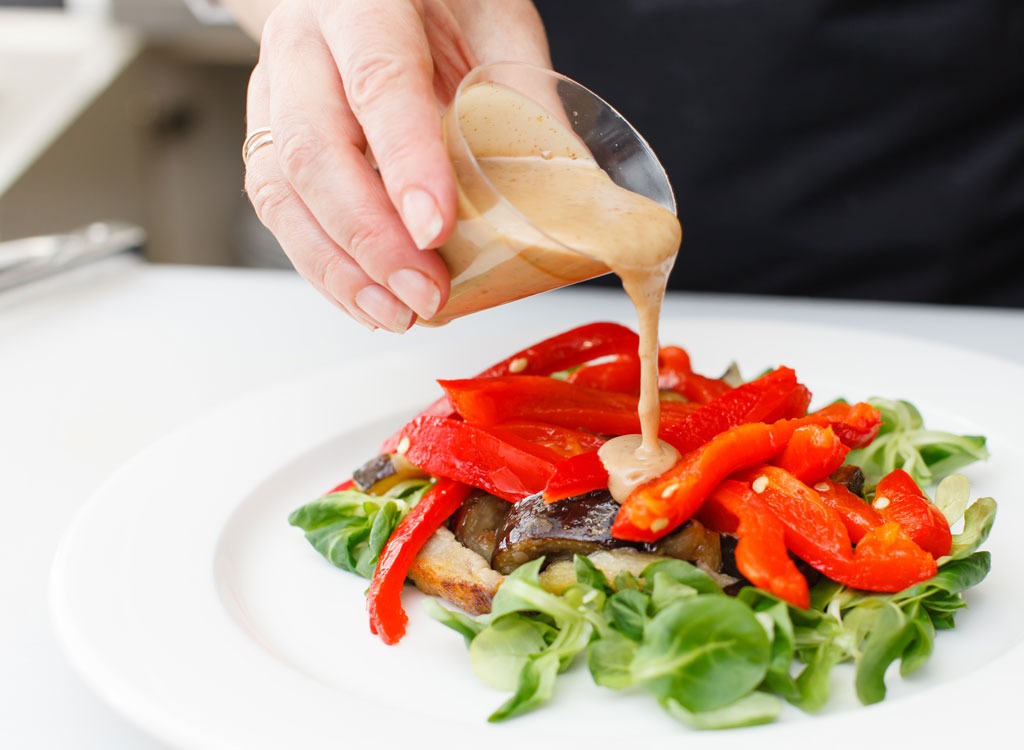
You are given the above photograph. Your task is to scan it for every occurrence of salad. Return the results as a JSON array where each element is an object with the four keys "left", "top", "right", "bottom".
[{"left": 289, "top": 322, "right": 995, "bottom": 729}]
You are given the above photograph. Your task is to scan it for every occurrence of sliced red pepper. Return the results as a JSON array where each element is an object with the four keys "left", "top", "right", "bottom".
[
  {"left": 658, "top": 345, "right": 732, "bottom": 404},
  {"left": 661, "top": 366, "right": 805, "bottom": 454},
  {"left": 566, "top": 355, "right": 642, "bottom": 394},
  {"left": 733, "top": 467, "right": 935, "bottom": 592},
  {"left": 808, "top": 400, "right": 882, "bottom": 449},
  {"left": 543, "top": 365, "right": 807, "bottom": 502},
  {"left": 488, "top": 420, "right": 605, "bottom": 460},
  {"left": 732, "top": 466, "right": 853, "bottom": 565},
  {"left": 772, "top": 424, "right": 850, "bottom": 485},
  {"left": 612, "top": 420, "right": 799, "bottom": 542},
  {"left": 440, "top": 375, "right": 700, "bottom": 437},
  {"left": 703, "top": 480, "right": 810, "bottom": 609},
  {"left": 840, "top": 521, "right": 938, "bottom": 592},
  {"left": 380, "top": 322, "right": 639, "bottom": 452},
  {"left": 543, "top": 450, "right": 609, "bottom": 502},
  {"left": 612, "top": 402, "right": 880, "bottom": 542},
  {"left": 872, "top": 469, "right": 953, "bottom": 558},
  {"left": 399, "top": 416, "right": 553, "bottom": 502},
  {"left": 814, "top": 480, "right": 883, "bottom": 543},
  {"left": 367, "top": 478, "right": 473, "bottom": 644}
]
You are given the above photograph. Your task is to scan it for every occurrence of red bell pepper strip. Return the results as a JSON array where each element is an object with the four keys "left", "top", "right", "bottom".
[
  {"left": 542, "top": 365, "right": 807, "bottom": 502},
  {"left": 839, "top": 521, "right": 938, "bottom": 592},
  {"left": 872, "top": 469, "right": 953, "bottom": 558},
  {"left": 566, "top": 355, "right": 642, "bottom": 394},
  {"left": 398, "top": 416, "right": 554, "bottom": 502},
  {"left": 734, "top": 467, "right": 935, "bottom": 592},
  {"left": 658, "top": 345, "right": 732, "bottom": 404},
  {"left": 612, "top": 402, "right": 880, "bottom": 543},
  {"left": 732, "top": 466, "right": 854, "bottom": 565},
  {"left": 703, "top": 480, "right": 811, "bottom": 609},
  {"left": 612, "top": 420, "right": 800, "bottom": 542},
  {"left": 807, "top": 401, "right": 882, "bottom": 449},
  {"left": 661, "top": 366, "right": 805, "bottom": 454},
  {"left": 440, "top": 375, "right": 700, "bottom": 437},
  {"left": 772, "top": 424, "right": 850, "bottom": 485},
  {"left": 487, "top": 420, "right": 606, "bottom": 460},
  {"left": 379, "top": 322, "right": 640, "bottom": 452},
  {"left": 367, "top": 478, "right": 473, "bottom": 644},
  {"left": 543, "top": 450, "right": 609, "bottom": 502},
  {"left": 814, "top": 480, "right": 883, "bottom": 543}
]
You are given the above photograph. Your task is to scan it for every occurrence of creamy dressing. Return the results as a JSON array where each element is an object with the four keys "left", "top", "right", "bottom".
[{"left": 439, "top": 81, "right": 683, "bottom": 498}]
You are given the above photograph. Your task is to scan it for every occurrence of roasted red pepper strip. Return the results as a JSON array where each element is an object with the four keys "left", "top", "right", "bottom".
[
  {"left": 872, "top": 469, "right": 953, "bottom": 558},
  {"left": 658, "top": 346, "right": 732, "bottom": 404},
  {"left": 662, "top": 366, "right": 805, "bottom": 454},
  {"left": 733, "top": 466, "right": 854, "bottom": 565},
  {"left": 488, "top": 420, "right": 606, "bottom": 460},
  {"left": 734, "top": 467, "right": 935, "bottom": 592},
  {"left": 814, "top": 480, "right": 883, "bottom": 543},
  {"left": 612, "top": 402, "right": 879, "bottom": 542},
  {"left": 612, "top": 421, "right": 799, "bottom": 542},
  {"left": 772, "top": 424, "right": 850, "bottom": 485},
  {"left": 440, "top": 375, "right": 700, "bottom": 437},
  {"left": 840, "top": 521, "right": 938, "bottom": 592},
  {"left": 543, "top": 450, "right": 609, "bottom": 502},
  {"left": 566, "top": 355, "right": 642, "bottom": 394},
  {"left": 543, "top": 366, "right": 805, "bottom": 502},
  {"left": 399, "top": 416, "right": 554, "bottom": 502},
  {"left": 380, "top": 322, "right": 639, "bottom": 452},
  {"left": 808, "top": 401, "right": 882, "bottom": 449},
  {"left": 367, "top": 479, "right": 473, "bottom": 644},
  {"left": 703, "top": 480, "right": 810, "bottom": 609}
]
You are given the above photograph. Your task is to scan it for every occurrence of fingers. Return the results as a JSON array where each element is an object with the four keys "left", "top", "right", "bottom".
[
  {"left": 321, "top": 0, "right": 460, "bottom": 250},
  {"left": 245, "top": 57, "right": 415, "bottom": 332}
]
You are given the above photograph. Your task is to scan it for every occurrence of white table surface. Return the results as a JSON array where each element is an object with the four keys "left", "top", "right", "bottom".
[{"left": 2, "top": 254, "right": 1023, "bottom": 748}]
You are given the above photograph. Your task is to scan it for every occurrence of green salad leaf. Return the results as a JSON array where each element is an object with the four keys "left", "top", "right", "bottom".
[
  {"left": 288, "top": 479, "right": 432, "bottom": 579},
  {"left": 430, "top": 486, "right": 996, "bottom": 729}
]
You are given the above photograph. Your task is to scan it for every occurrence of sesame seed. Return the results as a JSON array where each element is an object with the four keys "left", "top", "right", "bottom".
[
  {"left": 751, "top": 476, "right": 769, "bottom": 494},
  {"left": 660, "top": 482, "right": 680, "bottom": 499},
  {"left": 651, "top": 518, "right": 669, "bottom": 533},
  {"left": 396, "top": 436, "right": 410, "bottom": 455},
  {"left": 873, "top": 496, "right": 890, "bottom": 509},
  {"left": 814, "top": 482, "right": 830, "bottom": 492},
  {"left": 508, "top": 357, "right": 529, "bottom": 374}
]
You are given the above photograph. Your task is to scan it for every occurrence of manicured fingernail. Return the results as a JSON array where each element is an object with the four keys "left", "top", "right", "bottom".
[
  {"left": 400, "top": 187, "right": 444, "bottom": 249},
  {"left": 355, "top": 285, "right": 414, "bottom": 333},
  {"left": 388, "top": 268, "right": 441, "bottom": 320}
]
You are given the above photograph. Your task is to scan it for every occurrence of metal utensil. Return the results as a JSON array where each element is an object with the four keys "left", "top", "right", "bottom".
[{"left": 0, "top": 221, "right": 146, "bottom": 292}]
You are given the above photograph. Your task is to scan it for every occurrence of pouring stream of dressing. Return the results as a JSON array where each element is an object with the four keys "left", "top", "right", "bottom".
[{"left": 448, "top": 81, "right": 683, "bottom": 499}]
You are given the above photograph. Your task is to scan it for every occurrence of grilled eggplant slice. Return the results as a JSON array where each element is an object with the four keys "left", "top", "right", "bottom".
[{"left": 491, "top": 490, "right": 639, "bottom": 575}]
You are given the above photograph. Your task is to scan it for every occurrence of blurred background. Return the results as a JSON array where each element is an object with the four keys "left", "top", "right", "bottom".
[{"left": 0, "top": 0, "right": 292, "bottom": 268}]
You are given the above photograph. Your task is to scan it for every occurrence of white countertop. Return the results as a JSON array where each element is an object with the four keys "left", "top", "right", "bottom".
[{"left": 2, "top": 255, "right": 1022, "bottom": 747}]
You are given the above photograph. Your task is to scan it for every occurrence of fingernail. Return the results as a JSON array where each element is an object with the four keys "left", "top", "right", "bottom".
[
  {"left": 388, "top": 268, "right": 441, "bottom": 320},
  {"left": 355, "top": 285, "right": 414, "bottom": 333},
  {"left": 400, "top": 187, "right": 444, "bottom": 249}
]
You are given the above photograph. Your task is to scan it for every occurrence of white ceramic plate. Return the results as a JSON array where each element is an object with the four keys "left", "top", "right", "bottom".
[{"left": 51, "top": 317, "right": 1024, "bottom": 750}]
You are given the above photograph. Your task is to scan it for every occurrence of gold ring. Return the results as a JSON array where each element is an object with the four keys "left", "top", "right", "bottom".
[{"left": 242, "top": 127, "right": 274, "bottom": 166}]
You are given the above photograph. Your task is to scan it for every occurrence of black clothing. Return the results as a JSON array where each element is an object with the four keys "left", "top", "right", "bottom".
[{"left": 537, "top": 0, "right": 1024, "bottom": 306}]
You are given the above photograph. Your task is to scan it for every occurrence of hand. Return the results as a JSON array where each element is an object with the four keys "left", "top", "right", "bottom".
[{"left": 239, "top": 0, "right": 550, "bottom": 331}]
